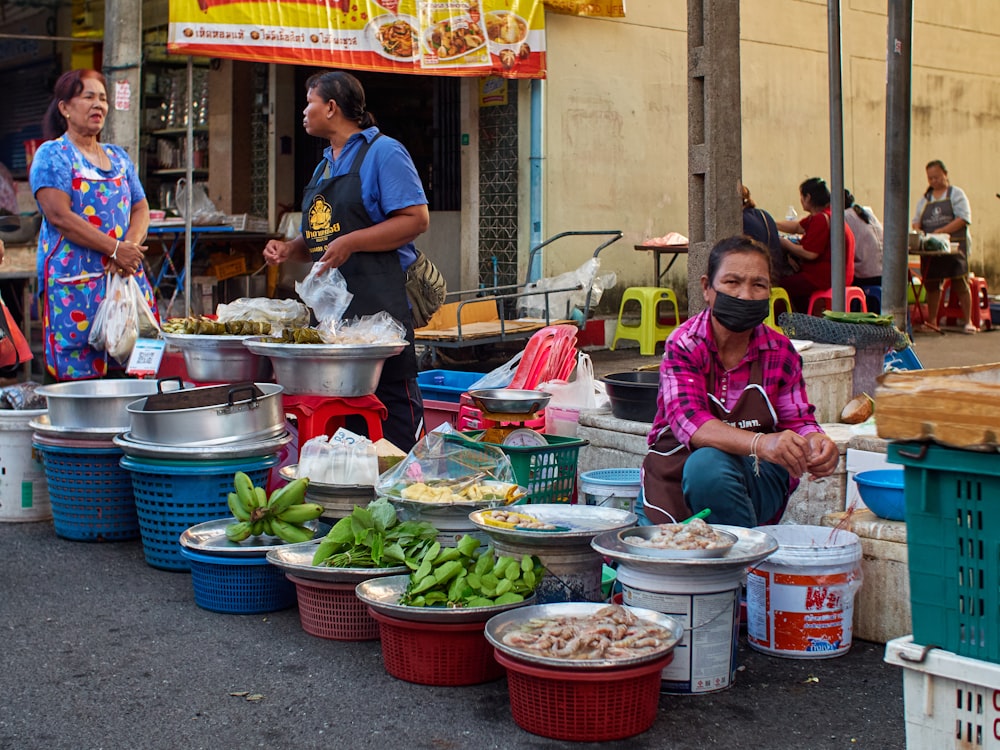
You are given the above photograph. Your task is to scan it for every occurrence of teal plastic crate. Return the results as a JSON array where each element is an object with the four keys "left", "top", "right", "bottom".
[
  {"left": 888, "top": 442, "right": 1000, "bottom": 664},
  {"left": 463, "top": 431, "right": 588, "bottom": 504}
]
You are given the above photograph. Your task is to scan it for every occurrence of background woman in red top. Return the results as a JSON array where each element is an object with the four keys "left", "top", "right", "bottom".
[{"left": 776, "top": 177, "right": 855, "bottom": 312}]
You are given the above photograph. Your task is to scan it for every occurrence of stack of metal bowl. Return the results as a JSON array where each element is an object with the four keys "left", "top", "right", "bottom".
[{"left": 160, "top": 332, "right": 272, "bottom": 383}]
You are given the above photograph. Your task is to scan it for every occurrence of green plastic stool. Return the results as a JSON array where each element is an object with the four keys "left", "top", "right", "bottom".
[{"left": 610, "top": 287, "right": 679, "bottom": 356}]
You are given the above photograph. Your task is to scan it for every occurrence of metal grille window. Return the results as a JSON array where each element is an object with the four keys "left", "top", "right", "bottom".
[
  {"left": 249, "top": 62, "right": 269, "bottom": 218},
  {"left": 478, "top": 91, "right": 519, "bottom": 303}
]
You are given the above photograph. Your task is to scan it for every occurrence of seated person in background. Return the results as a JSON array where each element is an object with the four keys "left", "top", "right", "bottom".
[
  {"left": 740, "top": 184, "right": 790, "bottom": 282},
  {"left": 639, "top": 235, "right": 838, "bottom": 527},
  {"left": 775, "top": 177, "right": 855, "bottom": 312},
  {"left": 844, "top": 188, "right": 883, "bottom": 288}
]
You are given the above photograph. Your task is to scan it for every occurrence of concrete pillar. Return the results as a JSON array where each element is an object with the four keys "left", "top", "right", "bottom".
[
  {"left": 102, "top": 1, "right": 142, "bottom": 161},
  {"left": 687, "top": 0, "right": 742, "bottom": 315}
]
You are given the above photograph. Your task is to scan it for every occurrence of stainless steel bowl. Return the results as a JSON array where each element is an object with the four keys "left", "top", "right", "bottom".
[
  {"left": 161, "top": 332, "right": 272, "bottom": 383},
  {"left": 37, "top": 379, "right": 161, "bottom": 430},
  {"left": 266, "top": 540, "right": 407, "bottom": 583},
  {"left": 113, "top": 430, "right": 292, "bottom": 460},
  {"left": 468, "top": 389, "right": 551, "bottom": 415},
  {"left": 484, "top": 602, "right": 683, "bottom": 669},
  {"left": 617, "top": 524, "right": 739, "bottom": 559},
  {"left": 243, "top": 338, "right": 407, "bottom": 396},
  {"left": 355, "top": 574, "right": 536, "bottom": 624},
  {"left": 179, "top": 517, "right": 329, "bottom": 557}
]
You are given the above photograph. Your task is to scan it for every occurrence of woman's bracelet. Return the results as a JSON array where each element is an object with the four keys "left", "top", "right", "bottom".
[
  {"left": 749, "top": 432, "right": 764, "bottom": 477},
  {"left": 111, "top": 240, "right": 120, "bottom": 260}
]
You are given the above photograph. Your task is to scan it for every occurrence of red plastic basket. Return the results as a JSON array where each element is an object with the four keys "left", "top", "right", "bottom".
[
  {"left": 494, "top": 650, "right": 672, "bottom": 742},
  {"left": 286, "top": 575, "right": 380, "bottom": 641},
  {"left": 369, "top": 609, "right": 504, "bottom": 686}
]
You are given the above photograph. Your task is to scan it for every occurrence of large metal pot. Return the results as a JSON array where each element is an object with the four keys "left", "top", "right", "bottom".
[
  {"left": 126, "top": 381, "right": 286, "bottom": 446},
  {"left": 161, "top": 332, "right": 272, "bottom": 383},
  {"left": 243, "top": 339, "right": 406, "bottom": 396},
  {"left": 37, "top": 379, "right": 161, "bottom": 430}
]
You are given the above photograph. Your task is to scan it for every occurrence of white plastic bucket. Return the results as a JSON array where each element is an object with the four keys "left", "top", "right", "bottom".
[
  {"left": 0, "top": 409, "right": 50, "bottom": 522},
  {"left": 617, "top": 563, "right": 743, "bottom": 694},
  {"left": 579, "top": 468, "right": 641, "bottom": 512},
  {"left": 746, "top": 524, "right": 863, "bottom": 658},
  {"left": 544, "top": 405, "right": 580, "bottom": 437}
]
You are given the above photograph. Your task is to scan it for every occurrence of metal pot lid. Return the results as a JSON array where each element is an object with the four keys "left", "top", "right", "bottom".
[
  {"left": 484, "top": 602, "right": 683, "bottom": 670},
  {"left": 355, "top": 574, "right": 536, "bottom": 624},
  {"left": 591, "top": 524, "right": 779, "bottom": 573},
  {"left": 279, "top": 464, "right": 375, "bottom": 495},
  {"left": 265, "top": 540, "right": 407, "bottom": 583},
  {"left": 179, "top": 517, "right": 330, "bottom": 557},
  {"left": 112, "top": 430, "right": 292, "bottom": 460},
  {"left": 29, "top": 414, "right": 123, "bottom": 440},
  {"left": 469, "top": 504, "right": 638, "bottom": 547}
]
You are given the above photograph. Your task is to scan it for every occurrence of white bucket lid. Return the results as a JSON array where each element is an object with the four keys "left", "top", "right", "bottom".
[{"left": 752, "top": 524, "right": 861, "bottom": 567}]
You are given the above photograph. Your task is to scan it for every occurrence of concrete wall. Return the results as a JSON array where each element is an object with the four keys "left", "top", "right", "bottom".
[{"left": 538, "top": 0, "right": 1000, "bottom": 311}]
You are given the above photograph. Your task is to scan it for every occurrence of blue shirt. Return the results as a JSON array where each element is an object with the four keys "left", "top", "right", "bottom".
[{"left": 314, "top": 127, "right": 427, "bottom": 270}]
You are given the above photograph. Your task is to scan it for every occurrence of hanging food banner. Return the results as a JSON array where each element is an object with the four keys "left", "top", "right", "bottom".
[
  {"left": 167, "top": 0, "right": 546, "bottom": 78},
  {"left": 542, "top": 0, "right": 625, "bottom": 16}
]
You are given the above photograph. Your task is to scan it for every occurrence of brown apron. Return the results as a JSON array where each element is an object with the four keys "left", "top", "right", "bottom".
[{"left": 641, "top": 359, "right": 777, "bottom": 524}]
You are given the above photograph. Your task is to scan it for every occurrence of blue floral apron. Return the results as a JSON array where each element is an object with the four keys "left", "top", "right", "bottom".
[{"left": 40, "top": 138, "right": 158, "bottom": 380}]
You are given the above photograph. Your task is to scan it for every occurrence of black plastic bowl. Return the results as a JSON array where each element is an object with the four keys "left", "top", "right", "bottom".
[{"left": 602, "top": 371, "right": 660, "bottom": 423}]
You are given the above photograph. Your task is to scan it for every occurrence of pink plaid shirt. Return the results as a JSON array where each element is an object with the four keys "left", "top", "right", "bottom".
[{"left": 648, "top": 309, "right": 823, "bottom": 447}]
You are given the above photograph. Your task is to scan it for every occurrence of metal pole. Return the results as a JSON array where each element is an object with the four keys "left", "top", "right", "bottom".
[
  {"left": 883, "top": 0, "right": 913, "bottom": 329},
  {"left": 184, "top": 56, "right": 194, "bottom": 317},
  {"left": 827, "top": 0, "right": 846, "bottom": 312}
]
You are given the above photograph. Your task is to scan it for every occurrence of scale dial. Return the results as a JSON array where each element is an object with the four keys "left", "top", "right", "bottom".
[{"left": 501, "top": 428, "right": 548, "bottom": 447}]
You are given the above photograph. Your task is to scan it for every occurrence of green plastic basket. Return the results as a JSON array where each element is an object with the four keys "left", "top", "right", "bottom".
[
  {"left": 888, "top": 442, "right": 1000, "bottom": 664},
  {"left": 463, "top": 432, "right": 588, "bottom": 504}
]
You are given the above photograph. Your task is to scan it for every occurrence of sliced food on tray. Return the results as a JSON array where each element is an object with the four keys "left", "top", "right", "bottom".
[{"left": 394, "top": 479, "right": 525, "bottom": 504}]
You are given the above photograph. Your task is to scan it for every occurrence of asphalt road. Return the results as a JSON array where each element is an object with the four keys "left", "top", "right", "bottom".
[{"left": 1, "top": 519, "right": 905, "bottom": 750}]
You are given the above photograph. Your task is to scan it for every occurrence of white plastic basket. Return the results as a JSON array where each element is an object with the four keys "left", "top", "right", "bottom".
[{"left": 884, "top": 636, "right": 1000, "bottom": 749}]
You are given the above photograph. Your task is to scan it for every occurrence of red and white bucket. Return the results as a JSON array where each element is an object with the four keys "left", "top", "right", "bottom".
[{"left": 746, "top": 525, "right": 863, "bottom": 658}]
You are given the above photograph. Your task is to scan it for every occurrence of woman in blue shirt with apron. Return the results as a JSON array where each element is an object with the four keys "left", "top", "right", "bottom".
[{"left": 263, "top": 71, "right": 429, "bottom": 451}]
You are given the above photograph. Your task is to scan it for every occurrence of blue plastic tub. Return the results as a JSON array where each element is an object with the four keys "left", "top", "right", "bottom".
[
  {"left": 854, "top": 469, "right": 905, "bottom": 521},
  {"left": 417, "top": 370, "right": 482, "bottom": 403},
  {"left": 180, "top": 547, "right": 296, "bottom": 614},
  {"left": 121, "top": 454, "right": 278, "bottom": 572}
]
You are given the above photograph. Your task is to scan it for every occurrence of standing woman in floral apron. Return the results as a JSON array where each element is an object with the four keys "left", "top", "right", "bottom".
[
  {"left": 30, "top": 69, "right": 157, "bottom": 381},
  {"left": 640, "top": 236, "right": 839, "bottom": 527},
  {"left": 263, "top": 71, "right": 429, "bottom": 452},
  {"left": 911, "top": 159, "right": 976, "bottom": 333}
]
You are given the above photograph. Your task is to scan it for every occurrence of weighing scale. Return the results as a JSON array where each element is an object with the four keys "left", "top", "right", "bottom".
[{"left": 468, "top": 389, "right": 552, "bottom": 447}]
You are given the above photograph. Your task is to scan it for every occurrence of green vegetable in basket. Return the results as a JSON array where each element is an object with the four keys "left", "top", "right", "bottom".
[
  {"left": 398, "top": 535, "right": 545, "bottom": 608},
  {"left": 311, "top": 498, "right": 438, "bottom": 568}
]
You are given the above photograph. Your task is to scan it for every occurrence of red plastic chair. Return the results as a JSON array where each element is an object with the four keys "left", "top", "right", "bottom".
[
  {"left": 807, "top": 287, "right": 868, "bottom": 316},
  {"left": 509, "top": 325, "right": 579, "bottom": 390}
]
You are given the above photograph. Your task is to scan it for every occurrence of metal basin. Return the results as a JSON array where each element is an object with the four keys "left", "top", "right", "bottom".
[
  {"left": 161, "top": 332, "right": 272, "bottom": 383},
  {"left": 601, "top": 371, "right": 660, "bottom": 423},
  {"left": 37, "top": 379, "right": 161, "bottom": 430},
  {"left": 243, "top": 338, "right": 406, "bottom": 396},
  {"left": 126, "top": 381, "right": 286, "bottom": 446},
  {"left": 468, "top": 389, "right": 551, "bottom": 415}
]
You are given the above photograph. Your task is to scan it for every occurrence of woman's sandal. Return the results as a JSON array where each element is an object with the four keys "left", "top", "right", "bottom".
[{"left": 963, "top": 323, "right": 980, "bottom": 334}]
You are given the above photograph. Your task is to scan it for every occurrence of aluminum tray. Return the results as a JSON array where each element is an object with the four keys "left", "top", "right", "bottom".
[
  {"left": 179, "top": 517, "right": 329, "bottom": 557},
  {"left": 484, "top": 602, "right": 683, "bottom": 669},
  {"left": 113, "top": 431, "right": 292, "bottom": 460},
  {"left": 469, "top": 504, "right": 637, "bottom": 547},
  {"left": 355, "top": 574, "right": 536, "bottom": 624},
  {"left": 29, "top": 414, "right": 122, "bottom": 440},
  {"left": 266, "top": 540, "right": 408, "bottom": 583},
  {"left": 617, "top": 525, "right": 738, "bottom": 559},
  {"left": 592, "top": 525, "right": 778, "bottom": 574}
]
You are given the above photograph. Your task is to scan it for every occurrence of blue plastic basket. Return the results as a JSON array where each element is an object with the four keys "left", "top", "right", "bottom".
[
  {"left": 416, "top": 370, "right": 482, "bottom": 403},
  {"left": 33, "top": 442, "right": 139, "bottom": 542},
  {"left": 179, "top": 547, "right": 296, "bottom": 614},
  {"left": 121, "top": 454, "right": 278, "bottom": 572}
]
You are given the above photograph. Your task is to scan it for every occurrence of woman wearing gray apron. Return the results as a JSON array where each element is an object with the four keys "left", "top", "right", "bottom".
[
  {"left": 911, "top": 159, "right": 975, "bottom": 333},
  {"left": 263, "top": 71, "right": 429, "bottom": 450},
  {"left": 639, "top": 236, "right": 839, "bottom": 527}
]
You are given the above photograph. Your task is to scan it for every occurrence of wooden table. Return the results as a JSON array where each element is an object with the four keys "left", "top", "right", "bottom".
[{"left": 634, "top": 243, "right": 688, "bottom": 285}]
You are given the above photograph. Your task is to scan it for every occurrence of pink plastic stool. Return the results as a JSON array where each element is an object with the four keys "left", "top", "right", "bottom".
[{"left": 807, "top": 287, "right": 868, "bottom": 316}]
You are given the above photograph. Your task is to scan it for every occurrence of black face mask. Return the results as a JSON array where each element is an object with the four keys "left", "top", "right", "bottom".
[{"left": 711, "top": 289, "right": 770, "bottom": 333}]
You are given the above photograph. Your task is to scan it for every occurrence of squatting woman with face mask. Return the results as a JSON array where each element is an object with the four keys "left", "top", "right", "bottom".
[{"left": 639, "top": 235, "right": 839, "bottom": 527}]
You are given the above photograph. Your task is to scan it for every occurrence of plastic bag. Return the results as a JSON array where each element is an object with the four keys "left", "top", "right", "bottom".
[
  {"left": 469, "top": 351, "right": 523, "bottom": 391},
  {"left": 297, "top": 428, "right": 378, "bottom": 486},
  {"left": 537, "top": 352, "right": 599, "bottom": 410},
  {"left": 318, "top": 311, "right": 407, "bottom": 345},
  {"left": 295, "top": 264, "right": 354, "bottom": 324},
  {"left": 89, "top": 274, "right": 159, "bottom": 363},
  {"left": 375, "top": 427, "right": 517, "bottom": 500},
  {"left": 0, "top": 381, "right": 46, "bottom": 410},
  {"left": 216, "top": 297, "right": 310, "bottom": 335},
  {"left": 519, "top": 258, "right": 611, "bottom": 319},
  {"left": 174, "top": 178, "right": 227, "bottom": 226}
]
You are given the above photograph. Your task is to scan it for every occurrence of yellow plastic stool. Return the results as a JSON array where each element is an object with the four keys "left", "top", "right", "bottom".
[
  {"left": 767, "top": 287, "right": 792, "bottom": 331},
  {"left": 610, "top": 287, "right": 680, "bottom": 355}
]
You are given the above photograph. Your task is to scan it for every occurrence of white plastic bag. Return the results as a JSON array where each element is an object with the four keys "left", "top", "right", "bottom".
[
  {"left": 295, "top": 264, "right": 354, "bottom": 324},
  {"left": 519, "top": 258, "right": 604, "bottom": 319},
  {"left": 89, "top": 273, "right": 158, "bottom": 363},
  {"left": 538, "top": 352, "right": 599, "bottom": 410},
  {"left": 297, "top": 428, "right": 378, "bottom": 486},
  {"left": 469, "top": 351, "right": 523, "bottom": 391},
  {"left": 175, "top": 178, "right": 227, "bottom": 226}
]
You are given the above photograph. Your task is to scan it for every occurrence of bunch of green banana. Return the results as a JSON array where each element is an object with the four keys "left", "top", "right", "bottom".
[
  {"left": 224, "top": 471, "right": 322, "bottom": 544},
  {"left": 399, "top": 535, "right": 545, "bottom": 608}
]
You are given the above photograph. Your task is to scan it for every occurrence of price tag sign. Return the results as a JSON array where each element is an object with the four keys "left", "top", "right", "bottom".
[{"left": 126, "top": 338, "right": 166, "bottom": 378}]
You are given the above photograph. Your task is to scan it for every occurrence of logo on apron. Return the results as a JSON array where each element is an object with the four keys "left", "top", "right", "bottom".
[{"left": 305, "top": 195, "right": 341, "bottom": 245}]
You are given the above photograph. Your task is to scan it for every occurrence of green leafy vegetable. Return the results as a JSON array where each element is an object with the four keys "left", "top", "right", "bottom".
[{"left": 311, "top": 498, "right": 437, "bottom": 568}]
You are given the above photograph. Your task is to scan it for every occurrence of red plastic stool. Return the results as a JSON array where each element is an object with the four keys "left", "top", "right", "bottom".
[
  {"left": 282, "top": 394, "right": 387, "bottom": 445},
  {"left": 807, "top": 286, "right": 868, "bottom": 316},
  {"left": 940, "top": 276, "right": 992, "bottom": 331}
]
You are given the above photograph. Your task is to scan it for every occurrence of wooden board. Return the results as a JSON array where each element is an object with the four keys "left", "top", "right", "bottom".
[{"left": 875, "top": 362, "right": 1000, "bottom": 448}]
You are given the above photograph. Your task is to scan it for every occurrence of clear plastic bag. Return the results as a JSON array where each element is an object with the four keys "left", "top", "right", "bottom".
[
  {"left": 518, "top": 258, "right": 613, "bottom": 319},
  {"left": 468, "top": 351, "right": 523, "bottom": 391},
  {"left": 89, "top": 274, "right": 159, "bottom": 363},
  {"left": 215, "top": 297, "right": 310, "bottom": 335},
  {"left": 174, "top": 178, "right": 227, "bottom": 226},
  {"left": 297, "top": 428, "right": 378, "bottom": 486},
  {"left": 317, "top": 311, "right": 407, "bottom": 345},
  {"left": 537, "top": 351, "right": 599, "bottom": 410},
  {"left": 295, "top": 264, "right": 354, "bottom": 324}
]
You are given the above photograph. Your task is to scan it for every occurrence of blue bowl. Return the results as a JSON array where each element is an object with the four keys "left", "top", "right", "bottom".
[{"left": 854, "top": 469, "right": 906, "bottom": 521}]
